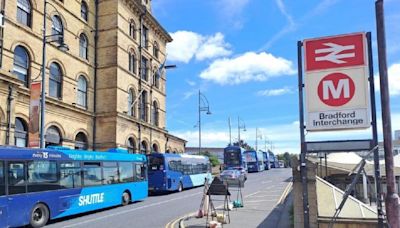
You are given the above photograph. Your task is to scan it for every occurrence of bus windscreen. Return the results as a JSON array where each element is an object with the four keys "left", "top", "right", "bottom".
[
  {"left": 224, "top": 150, "right": 241, "bottom": 165},
  {"left": 149, "top": 156, "right": 164, "bottom": 171},
  {"left": 245, "top": 152, "right": 257, "bottom": 162}
]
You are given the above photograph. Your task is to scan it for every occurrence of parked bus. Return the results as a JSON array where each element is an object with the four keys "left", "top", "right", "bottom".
[
  {"left": 261, "top": 151, "right": 270, "bottom": 170},
  {"left": 223, "top": 146, "right": 247, "bottom": 171},
  {"left": 268, "top": 151, "right": 279, "bottom": 168},
  {"left": 244, "top": 150, "right": 265, "bottom": 172},
  {"left": 147, "top": 153, "right": 212, "bottom": 192},
  {"left": 0, "top": 146, "right": 147, "bottom": 228},
  {"left": 278, "top": 160, "right": 285, "bottom": 168}
]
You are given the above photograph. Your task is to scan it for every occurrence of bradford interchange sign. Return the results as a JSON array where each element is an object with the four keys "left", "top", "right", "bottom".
[{"left": 304, "top": 33, "right": 371, "bottom": 131}]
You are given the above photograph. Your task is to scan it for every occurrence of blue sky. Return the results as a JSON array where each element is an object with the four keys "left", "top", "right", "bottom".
[{"left": 152, "top": 0, "right": 400, "bottom": 154}]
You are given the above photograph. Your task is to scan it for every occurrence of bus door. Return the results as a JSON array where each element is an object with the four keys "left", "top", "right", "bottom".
[
  {"left": 0, "top": 161, "right": 7, "bottom": 228},
  {"left": 7, "top": 161, "right": 28, "bottom": 227},
  {"left": 148, "top": 156, "right": 166, "bottom": 191}
]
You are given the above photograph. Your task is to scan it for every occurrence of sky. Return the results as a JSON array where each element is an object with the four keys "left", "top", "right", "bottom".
[{"left": 152, "top": 0, "right": 400, "bottom": 154}]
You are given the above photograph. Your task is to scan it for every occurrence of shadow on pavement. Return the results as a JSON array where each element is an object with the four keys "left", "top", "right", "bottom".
[{"left": 257, "top": 192, "right": 293, "bottom": 228}]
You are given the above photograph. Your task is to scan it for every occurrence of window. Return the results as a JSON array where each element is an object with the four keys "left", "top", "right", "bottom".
[
  {"left": 8, "top": 162, "right": 26, "bottom": 195},
  {"left": 140, "top": 141, "right": 148, "bottom": 154},
  {"left": 153, "top": 70, "right": 160, "bottom": 89},
  {"left": 15, "top": 117, "right": 28, "bottom": 147},
  {"left": 152, "top": 101, "right": 159, "bottom": 126},
  {"left": 81, "top": 1, "right": 88, "bottom": 22},
  {"left": 149, "top": 157, "right": 164, "bottom": 171},
  {"left": 103, "top": 162, "right": 118, "bottom": 184},
  {"left": 141, "top": 25, "right": 148, "bottom": 48},
  {"left": 127, "top": 137, "right": 136, "bottom": 153},
  {"left": 153, "top": 42, "right": 159, "bottom": 59},
  {"left": 79, "top": 34, "right": 88, "bottom": 60},
  {"left": 119, "top": 162, "right": 134, "bottom": 183},
  {"left": 141, "top": 57, "right": 148, "bottom": 81},
  {"left": 60, "top": 162, "right": 82, "bottom": 188},
  {"left": 45, "top": 125, "right": 62, "bottom": 147},
  {"left": 129, "top": 52, "right": 136, "bottom": 74},
  {"left": 51, "top": 15, "right": 63, "bottom": 44},
  {"left": 0, "top": 161, "right": 4, "bottom": 196},
  {"left": 127, "top": 89, "right": 135, "bottom": 117},
  {"left": 152, "top": 143, "right": 159, "bottom": 153},
  {"left": 75, "top": 132, "right": 88, "bottom": 150},
  {"left": 129, "top": 21, "right": 136, "bottom": 39},
  {"left": 13, "top": 46, "right": 30, "bottom": 87},
  {"left": 17, "top": 0, "right": 31, "bottom": 26},
  {"left": 134, "top": 163, "right": 146, "bottom": 181},
  {"left": 83, "top": 162, "right": 102, "bottom": 186},
  {"left": 77, "top": 76, "right": 87, "bottom": 107},
  {"left": 49, "top": 62, "right": 62, "bottom": 98},
  {"left": 140, "top": 91, "right": 147, "bottom": 121},
  {"left": 28, "top": 161, "right": 58, "bottom": 192}
]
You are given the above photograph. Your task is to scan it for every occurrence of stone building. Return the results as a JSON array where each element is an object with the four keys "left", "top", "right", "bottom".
[{"left": 0, "top": 0, "right": 186, "bottom": 153}]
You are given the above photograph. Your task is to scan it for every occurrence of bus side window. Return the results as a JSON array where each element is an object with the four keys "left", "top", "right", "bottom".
[
  {"left": 134, "top": 163, "right": 146, "bottom": 182},
  {"left": 8, "top": 162, "right": 26, "bottom": 195},
  {"left": 0, "top": 161, "right": 4, "bottom": 196},
  {"left": 60, "top": 162, "right": 82, "bottom": 189},
  {"left": 119, "top": 162, "right": 134, "bottom": 183},
  {"left": 28, "top": 161, "right": 59, "bottom": 193},
  {"left": 83, "top": 162, "right": 103, "bottom": 186}
]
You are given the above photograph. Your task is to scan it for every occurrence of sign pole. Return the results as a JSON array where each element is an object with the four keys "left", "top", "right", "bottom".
[
  {"left": 375, "top": 1, "right": 400, "bottom": 227},
  {"left": 366, "top": 32, "right": 384, "bottom": 227},
  {"left": 297, "top": 40, "right": 309, "bottom": 227}
]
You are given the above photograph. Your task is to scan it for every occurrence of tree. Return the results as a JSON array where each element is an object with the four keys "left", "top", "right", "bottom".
[
  {"left": 199, "top": 151, "right": 220, "bottom": 167},
  {"left": 230, "top": 140, "right": 255, "bottom": 151},
  {"left": 276, "top": 152, "right": 297, "bottom": 167}
]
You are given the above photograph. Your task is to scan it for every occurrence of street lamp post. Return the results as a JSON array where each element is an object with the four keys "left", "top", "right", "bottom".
[
  {"left": 198, "top": 90, "right": 211, "bottom": 154},
  {"left": 40, "top": 0, "right": 69, "bottom": 148},
  {"left": 237, "top": 117, "right": 246, "bottom": 147}
]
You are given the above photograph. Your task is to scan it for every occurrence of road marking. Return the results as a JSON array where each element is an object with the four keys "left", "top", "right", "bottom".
[
  {"left": 245, "top": 199, "right": 278, "bottom": 203},
  {"left": 247, "top": 195, "right": 282, "bottom": 198},
  {"left": 245, "top": 191, "right": 260, "bottom": 198},
  {"left": 63, "top": 192, "right": 203, "bottom": 228},
  {"left": 275, "top": 182, "right": 293, "bottom": 206}
]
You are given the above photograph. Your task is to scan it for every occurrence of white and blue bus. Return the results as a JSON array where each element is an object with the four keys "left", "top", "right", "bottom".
[
  {"left": 147, "top": 153, "right": 212, "bottom": 192},
  {"left": 0, "top": 146, "right": 147, "bottom": 228},
  {"left": 244, "top": 150, "right": 265, "bottom": 172},
  {"left": 261, "top": 151, "right": 271, "bottom": 170}
]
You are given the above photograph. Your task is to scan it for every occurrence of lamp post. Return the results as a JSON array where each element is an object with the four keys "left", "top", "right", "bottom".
[
  {"left": 40, "top": 0, "right": 69, "bottom": 148},
  {"left": 237, "top": 117, "right": 246, "bottom": 147},
  {"left": 198, "top": 90, "right": 211, "bottom": 154}
]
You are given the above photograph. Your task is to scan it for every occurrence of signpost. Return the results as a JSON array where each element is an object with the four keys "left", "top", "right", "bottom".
[{"left": 298, "top": 32, "right": 384, "bottom": 227}]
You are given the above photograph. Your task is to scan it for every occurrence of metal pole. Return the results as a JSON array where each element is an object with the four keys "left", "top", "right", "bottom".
[
  {"left": 376, "top": 1, "right": 400, "bottom": 226},
  {"left": 297, "top": 40, "right": 309, "bottom": 227},
  {"left": 228, "top": 117, "right": 232, "bottom": 146},
  {"left": 198, "top": 90, "right": 201, "bottom": 155},
  {"left": 367, "top": 32, "right": 384, "bottom": 226},
  {"left": 255, "top": 128, "right": 258, "bottom": 151},
  {"left": 238, "top": 116, "right": 240, "bottom": 147},
  {"left": 40, "top": 0, "right": 47, "bottom": 149}
]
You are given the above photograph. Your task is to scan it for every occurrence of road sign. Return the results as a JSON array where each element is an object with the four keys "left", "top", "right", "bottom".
[
  {"left": 305, "top": 33, "right": 365, "bottom": 71},
  {"left": 304, "top": 33, "right": 370, "bottom": 131}
]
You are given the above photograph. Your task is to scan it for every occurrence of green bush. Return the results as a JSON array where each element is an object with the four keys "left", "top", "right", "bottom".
[{"left": 200, "top": 151, "right": 220, "bottom": 167}]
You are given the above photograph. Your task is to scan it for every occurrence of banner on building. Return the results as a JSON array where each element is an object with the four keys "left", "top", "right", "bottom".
[{"left": 28, "top": 82, "right": 41, "bottom": 148}]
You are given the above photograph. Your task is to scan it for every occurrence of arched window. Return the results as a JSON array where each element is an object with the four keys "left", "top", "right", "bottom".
[
  {"left": 75, "top": 132, "right": 88, "bottom": 150},
  {"left": 51, "top": 15, "right": 63, "bottom": 44},
  {"left": 77, "top": 76, "right": 87, "bottom": 108},
  {"left": 79, "top": 34, "right": 88, "bottom": 60},
  {"left": 129, "top": 51, "right": 136, "bottom": 74},
  {"left": 14, "top": 117, "right": 28, "bottom": 147},
  {"left": 152, "top": 143, "right": 158, "bottom": 153},
  {"left": 153, "top": 69, "right": 160, "bottom": 89},
  {"left": 45, "top": 126, "right": 62, "bottom": 147},
  {"left": 81, "top": 1, "right": 88, "bottom": 22},
  {"left": 140, "top": 91, "right": 148, "bottom": 121},
  {"left": 127, "top": 89, "right": 135, "bottom": 117},
  {"left": 141, "top": 57, "right": 148, "bottom": 81},
  {"left": 152, "top": 101, "right": 159, "bottom": 126},
  {"left": 49, "top": 62, "right": 62, "bottom": 98},
  {"left": 17, "top": 0, "right": 31, "bottom": 27},
  {"left": 140, "top": 141, "right": 148, "bottom": 154},
  {"left": 13, "top": 46, "right": 30, "bottom": 87},
  {"left": 127, "top": 137, "right": 136, "bottom": 153},
  {"left": 129, "top": 20, "right": 136, "bottom": 39},
  {"left": 153, "top": 42, "right": 159, "bottom": 59}
]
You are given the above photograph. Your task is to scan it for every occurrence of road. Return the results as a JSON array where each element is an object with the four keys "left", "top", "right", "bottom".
[{"left": 45, "top": 168, "right": 292, "bottom": 228}]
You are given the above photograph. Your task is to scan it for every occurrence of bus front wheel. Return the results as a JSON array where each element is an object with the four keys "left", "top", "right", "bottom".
[
  {"left": 178, "top": 182, "right": 183, "bottom": 192},
  {"left": 29, "top": 203, "right": 49, "bottom": 228},
  {"left": 122, "top": 191, "right": 131, "bottom": 206}
]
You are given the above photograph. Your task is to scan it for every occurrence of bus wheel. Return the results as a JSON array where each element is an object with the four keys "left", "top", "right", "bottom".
[
  {"left": 178, "top": 182, "right": 183, "bottom": 192},
  {"left": 122, "top": 191, "right": 131, "bottom": 206},
  {"left": 29, "top": 203, "right": 49, "bottom": 228}
]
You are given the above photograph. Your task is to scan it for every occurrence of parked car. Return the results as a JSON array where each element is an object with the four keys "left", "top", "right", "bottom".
[{"left": 220, "top": 169, "right": 246, "bottom": 185}]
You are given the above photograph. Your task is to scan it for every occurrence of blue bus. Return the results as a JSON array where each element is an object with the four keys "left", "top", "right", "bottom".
[
  {"left": 0, "top": 146, "right": 147, "bottom": 228},
  {"left": 147, "top": 153, "right": 212, "bottom": 192},
  {"left": 268, "top": 151, "right": 278, "bottom": 168},
  {"left": 223, "top": 146, "right": 247, "bottom": 171},
  {"left": 261, "top": 151, "right": 270, "bottom": 170},
  {"left": 244, "top": 150, "right": 265, "bottom": 172}
]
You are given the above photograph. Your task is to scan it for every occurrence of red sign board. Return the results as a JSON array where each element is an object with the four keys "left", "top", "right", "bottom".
[{"left": 305, "top": 33, "right": 365, "bottom": 72}]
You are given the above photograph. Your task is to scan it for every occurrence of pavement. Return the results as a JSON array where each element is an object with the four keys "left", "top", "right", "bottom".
[{"left": 168, "top": 174, "right": 293, "bottom": 228}]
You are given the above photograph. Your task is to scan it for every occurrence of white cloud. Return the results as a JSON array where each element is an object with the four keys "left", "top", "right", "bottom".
[
  {"left": 199, "top": 52, "right": 296, "bottom": 85},
  {"left": 257, "top": 87, "right": 293, "bottom": 97},
  {"left": 167, "top": 31, "right": 232, "bottom": 63},
  {"left": 375, "top": 62, "right": 400, "bottom": 96}
]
